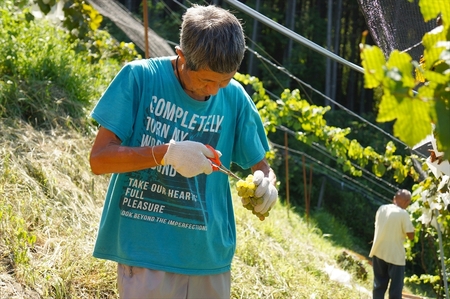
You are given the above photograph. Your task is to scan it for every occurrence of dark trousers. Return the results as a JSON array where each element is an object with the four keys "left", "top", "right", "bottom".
[{"left": 372, "top": 255, "right": 405, "bottom": 299}]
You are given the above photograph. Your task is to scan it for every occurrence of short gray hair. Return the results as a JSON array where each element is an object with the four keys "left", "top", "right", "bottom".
[{"left": 179, "top": 5, "right": 246, "bottom": 73}]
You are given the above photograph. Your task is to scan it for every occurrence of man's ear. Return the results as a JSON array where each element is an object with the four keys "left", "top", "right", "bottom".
[{"left": 175, "top": 46, "right": 185, "bottom": 60}]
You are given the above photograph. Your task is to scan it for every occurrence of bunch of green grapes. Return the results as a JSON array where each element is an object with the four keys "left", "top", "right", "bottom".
[{"left": 236, "top": 172, "right": 270, "bottom": 221}]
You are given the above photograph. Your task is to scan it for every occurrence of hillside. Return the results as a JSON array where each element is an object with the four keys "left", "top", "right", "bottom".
[{"left": 0, "top": 119, "right": 377, "bottom": 298}]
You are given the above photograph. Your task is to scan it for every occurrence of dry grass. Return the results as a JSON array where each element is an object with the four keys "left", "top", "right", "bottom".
[
  {"left": 0, "top": 118, "right": 375, "bottom": 298},
  {"left": 232, "top": 197, "right": 373, "bottom": 298},
  {"left": 0, "top": 119, "right": 115, "bottom": 298}
]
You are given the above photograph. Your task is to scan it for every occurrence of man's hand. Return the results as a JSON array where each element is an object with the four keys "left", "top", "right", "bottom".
[
  {"left": 252, "top": 170, "right": 278, "bottom": 214},
  {"left": 162, "top": 140, "right": 215, "bottom": 178}
]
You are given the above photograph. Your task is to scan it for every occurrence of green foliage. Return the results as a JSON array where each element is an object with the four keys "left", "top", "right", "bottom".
[
  {"left": 63, "top": 0, "right": 103, "bottom": 32},
  {"left": 0, "top": 4, "right": 134, "bottom": 129},
  {"left": 0, "top": 7, "right": 88, "bottom": 126},
  {"left": 0, "top": 203, "right": 37, "bottom": 268},
  {"left": 34, "top": 0, "right": 57, "bottom": 14},
  {"left": 33, "top": 0, "right": 102, "bottom": 38},
  {"left": 335, "top": 251, "right": 369, "bottom": 281},
  {"left": 33, "top": 0, "right": 141, "bottom": 64},
  {"left": 80, "top": 29, "right": 141, "bottom": 64},
  {"left": 360, "top": 0, "right": 450, "bottom": 158},
  {"left": 405, "top": 175, "right": 450, "bottom": 298}
]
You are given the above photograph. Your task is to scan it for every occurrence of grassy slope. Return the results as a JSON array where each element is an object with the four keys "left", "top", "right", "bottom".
[{"left": 0, "top": 118, "right": 376, "bottom": 298}]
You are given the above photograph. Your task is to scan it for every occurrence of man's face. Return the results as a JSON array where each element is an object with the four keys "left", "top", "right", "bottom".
[{"left": 183, "top": 68, "right": 236, "bottom": 98}]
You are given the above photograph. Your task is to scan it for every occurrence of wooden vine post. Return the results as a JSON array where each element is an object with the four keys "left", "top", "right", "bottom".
[
  {"left": 284, "top": 132, "right": 290, "bottom": 218},
  {"left": 143, "top": 0, "right": 149, "bottom": 58},
  {"left": 302, "top": 155, "right": 313, "bottom": 225}
]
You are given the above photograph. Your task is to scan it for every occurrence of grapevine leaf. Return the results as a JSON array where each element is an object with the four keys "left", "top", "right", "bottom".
[
  {"left": 393, "top": 166, "right": 407, "bottom": 184},
  {"left": 417, "top": 84, "right": 437, "bottom": 103},
  {"left": 419, "top": 0, "right": 449, "bottom": 23},
  {"left": 386, "top": 51, "right": 415, "bottom": 88},
  {"left": 360, "top": 46, "right": 386, "bottom": 88},
  {"left": 372, "top": 161, "right": 386, "bottom": 177},
  {"left": 377, "top": 93, "right": 401, "bottom": 122},
  {"left": 385, "top": 141, "right": 397, "bottom": 157},
  {"left": 423, "top": 29, "right": 447, "bottom": 70},
  {"left": 424, "top": 70, "right": 448, "bottom": 84},
  {"left": 392, "top": 98, "right": 432, "bottom": 147},
  {"left": 348, "top": 139, "right": 363, "bottom": 160},
  {"left": 434, "top": 96, "right": 450, "bottom": 158}
]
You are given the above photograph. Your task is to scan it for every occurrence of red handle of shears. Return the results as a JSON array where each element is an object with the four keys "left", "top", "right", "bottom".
[
  {"left": 205, "top": 145, "right": 243, "bottom": 180},
  {"left": 205, "top": 145, "right": 221, "bottom": 171}
]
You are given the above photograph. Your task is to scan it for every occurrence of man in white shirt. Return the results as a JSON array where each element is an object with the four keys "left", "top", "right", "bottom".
[{"left": 369, "top": 189, "right": 415, "bottom": 299}]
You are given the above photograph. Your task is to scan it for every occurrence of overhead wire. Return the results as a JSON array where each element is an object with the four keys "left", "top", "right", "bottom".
[
  {"left": 271, "top": 142, "right": 391, "bottom": 204},
  {"left": 277, "top": 125, "right": 399, "bottom": 195},
  {"left": 172, "top": 0, "right": 188, "bottom": 10},
  {"left": 252, "top": 51, "right": 286, "bottom": 91},
  {"left": 258, "top": 89, "right": 399, "bottom": 199},
  {"left": 243, "top": 45, "right": 426, "bottom": 158},
  {"left": 245, "top": 41, "right": 314, "bottom": 102},
  {"left": 159, "top": 0, "right": 185, "bottom": 23}
]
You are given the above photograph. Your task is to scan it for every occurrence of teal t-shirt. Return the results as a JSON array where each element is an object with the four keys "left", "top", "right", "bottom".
[{"left": 90, "top": 57, "right": 269, "bottom": 275}]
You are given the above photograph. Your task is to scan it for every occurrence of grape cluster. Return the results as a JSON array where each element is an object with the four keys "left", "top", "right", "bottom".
[{"left": 236, "top": 172, "right": 270, "bottom": 221}]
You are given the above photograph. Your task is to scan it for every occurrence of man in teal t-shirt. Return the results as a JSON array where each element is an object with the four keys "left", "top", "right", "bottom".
[{"left": 89, "top": 4, "right": 278, "bottom": 298}]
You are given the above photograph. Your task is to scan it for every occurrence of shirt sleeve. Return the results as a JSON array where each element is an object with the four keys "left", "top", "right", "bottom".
[
  {"left": 231, "top": 83, "right": 269, "bottom": 169},
  {"left": 403, "top": 212, "right": 415, "bottom": 234},
  {"left": 90, "top": 63, "right": 140, "bottom": 142}
]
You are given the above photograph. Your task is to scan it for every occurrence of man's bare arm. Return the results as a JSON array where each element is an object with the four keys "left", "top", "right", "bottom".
[{"left": 90, "top": 127, "right": 167, "bottom": 175}]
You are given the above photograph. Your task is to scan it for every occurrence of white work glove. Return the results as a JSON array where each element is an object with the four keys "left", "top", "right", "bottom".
[
  {"left": 162, "top": 139, "right": 215, "bottom": 178},
  {"left": 252, "top": 170, "right": 278, "bottom": 214}
]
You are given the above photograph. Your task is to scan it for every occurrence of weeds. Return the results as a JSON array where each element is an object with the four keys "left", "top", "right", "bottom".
[{"left": 0, "top": 6, "right": 122, "bottom": 131}]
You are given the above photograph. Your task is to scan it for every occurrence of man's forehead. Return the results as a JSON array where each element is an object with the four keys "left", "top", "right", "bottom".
[{"left": 190, "top": 68, "right": 236, "bottom": 81}]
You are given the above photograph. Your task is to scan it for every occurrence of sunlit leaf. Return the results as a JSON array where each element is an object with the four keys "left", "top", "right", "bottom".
[
  {"left": 387, "top": 50, "right": 415, "bottom": 88},
  {"left": 348, "top": 140, "right": 363, "bottom": 160},
  {"left": 419, "top": 0, "right": 450, "bottom": 24},
  {"left": 424, "top": 70, "right": 448, "bottom": 84},
  {"left": 385, "top": 141, "right": 397, "bottom": 157},
  {"left": 434, "top": 97, "right": 450, "bottom": 158},
  {"left": 360, "top": 45, "right": 386, "bottom": 88},
  {"left": 392, "top": 98, "right": 432, "bottom": 147},
  {"left": 372, "top": 162, "right": 386, "bottom": 177},
  {"left": 377, "top": 93, "right": 401, "bottom": 122},
  {"left": 393, "top": 166, "right": 407, "bottom": 183}
]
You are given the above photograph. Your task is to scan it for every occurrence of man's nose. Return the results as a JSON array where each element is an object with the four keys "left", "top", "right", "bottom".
[{"left": 205, "top": 82, "right": 221, "bottom": 95}]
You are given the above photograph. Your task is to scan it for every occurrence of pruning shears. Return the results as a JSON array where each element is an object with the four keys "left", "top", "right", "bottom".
[{"left": 206, "top": 145, "right": 242, "bottom": 180}]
